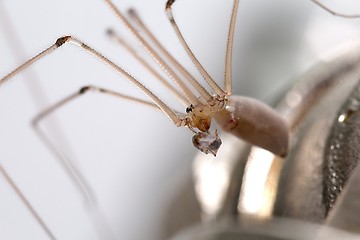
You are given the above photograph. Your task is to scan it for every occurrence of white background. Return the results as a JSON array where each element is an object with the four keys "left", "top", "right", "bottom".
[{"left": 0, "top": 0, "right": 360, "bottom": 239}]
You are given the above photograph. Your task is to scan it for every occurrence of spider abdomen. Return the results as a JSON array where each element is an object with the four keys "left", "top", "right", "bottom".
[{"left": 215, "top": 96, "right": 289, "bottom": 157}]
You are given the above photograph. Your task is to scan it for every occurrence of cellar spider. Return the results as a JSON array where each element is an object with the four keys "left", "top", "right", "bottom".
[
  {"left": 1, "top": 1, "right": 360, "bottom": 239},
  {"left": 3, "top": 0, "right": 360, "bottom": 157}
]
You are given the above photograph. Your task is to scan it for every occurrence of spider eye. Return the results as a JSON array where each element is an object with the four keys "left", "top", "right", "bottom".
[{"left": 186, "top": 106, "right": 193, "bottom": 113}]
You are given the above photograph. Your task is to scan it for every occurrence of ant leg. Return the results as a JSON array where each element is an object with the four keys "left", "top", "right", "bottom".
[
  {"left": 224, "top": 0, "right": 239, "bottom": 95},
  {"left": 0, "top": 164, "right": 56, "bottom": 240},
  {"left": 311, "top": 0, "right": 360, "bottom": 18},
  {"left": 165, "top": 0, "right": 225, "bottom": 97}
]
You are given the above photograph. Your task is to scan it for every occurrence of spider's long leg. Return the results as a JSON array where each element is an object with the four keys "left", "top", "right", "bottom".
[
  {"left": 103, "top": 0, "right": 205, "bottom": 106},
  {"left": 30, "top": 85, "right": 168, "bottom": 239},
  {"left": 106, "top": 28, "right": 190, "bottom": 106},
  {"left": 0, "top": 164, "right": 56, "bottom": 240},
  {"left": 0, "top": 0, "right": 98, "bottom": 211},
  {"left": 31, "top": 85, "right": 161, "bottom": 200},
  {"left": 126, "top": 9, "right": 214, "bottom": 103},
  {"left": 0, "top": 2, "right": 48, "bottom": 107},
  {"left": 165, "top": 0, "right": 225, "bottom": 97},
  {"left": 32, "top": 85, "right": 161, "bottom": 127},
  {"left": 224, "top": 0, "right": 239, "bottom": 95},
  {"left": 0, "top": 36, "right": 185, "bottom": 127},
  {"left": 31, "top": 84, "right": 168, "bottom": 208},
  {"left": 311, "top": 0, "right": 360, "bottom": 18}
]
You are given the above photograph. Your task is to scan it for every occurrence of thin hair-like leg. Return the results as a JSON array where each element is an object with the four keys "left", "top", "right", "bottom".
[
  {"left": 103, "top": 0, "right": 205, "bottom": 106},
  {"left": 224, "top": 0, "right": 239, "bottom": 95},
  {"left": 0, "top": 2, "right": 48, "bottom": 108},
  {"left": 0, "top": 36, "right": 188, "bottom": 238},
  {"left": 31, "top": 85, "right": 161, "bottom": 240},
  {"left": 0, "top": 164, "right": 56, "bottom": 240},
  {"left": 0, "top": 36, "right": 185, "bottom": 127},
  {"left": 311, "top": 0, "right": 360, "bottom": 18},
  {"left": 31, "top": 86, "right": 160, "bottom": 202},
  {"left": 126, "top": 9, "right": 215, "bottom": 103},
  {"left": 32, "top": 85, "right": 161, "bottom": 127},
  {"left": 165, "top": 0, "right": 225, "bottom": 97},
  {"left": 106, "top": 28, "right": 190, "bottom": 106},
  {"left": 0, "top": 0, "right": 98, "bottom": 209}
]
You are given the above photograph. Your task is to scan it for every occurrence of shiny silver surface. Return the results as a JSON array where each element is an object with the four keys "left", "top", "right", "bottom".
[{"left": 184, "top": 43, "right": 360, "bottom": 239}]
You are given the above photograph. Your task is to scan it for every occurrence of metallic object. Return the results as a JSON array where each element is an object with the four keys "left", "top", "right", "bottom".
[{"left": 182, "top": 42, "right": 360, "bottom": 239}]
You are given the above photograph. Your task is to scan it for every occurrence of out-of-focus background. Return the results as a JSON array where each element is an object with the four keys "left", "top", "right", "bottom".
[{"left": 0, "top": 0, "right": 360, "bottom": 239}]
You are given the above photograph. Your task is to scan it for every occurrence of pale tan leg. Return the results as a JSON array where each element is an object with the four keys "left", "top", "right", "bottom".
[
  {"left": 103, "top": 0, "right": 203, "bottom": 105},
  {"left": 0, "top": 4, "right": 108, "bottom": 238},
  {"left": 165, "top": 0, "right": 226, "bottom": 97},
  {"left": 32, "top": 85, "right": 160, "bottom": 126},
  {"left": 224, "top": 0, "right": 239, "bottom": 95},
  {"left": 26, "top": 84, "right": 153, "bottom": 240},
  {"left": 311, "top": 0, "right": 360, "bottom": 18},
  {"left": 0, "top": 2, "right": 92, "bottom": 203},
  {"left": 0, "top": 36, "right": 185, "bottom": 127},
  {"left": 30, "top": 85, "right": 165, "bottom": 239},
  {"left": 0, "top": 0, "right": 100, "bottom": 205},
  {"left": 106, "top": 28, "right": 190, "bottom": 106},
  {"left": 0, "top": 164, "right": 56, "bottom": 240},
  {"left": 0, "top": 2, "right": 50, "bottom": 107},
  {"left": 31, "top": 85, "right": 161, "bottom": 201},
  {"left": 126, "top": 9, "right": 214, "bottom": 103}
]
